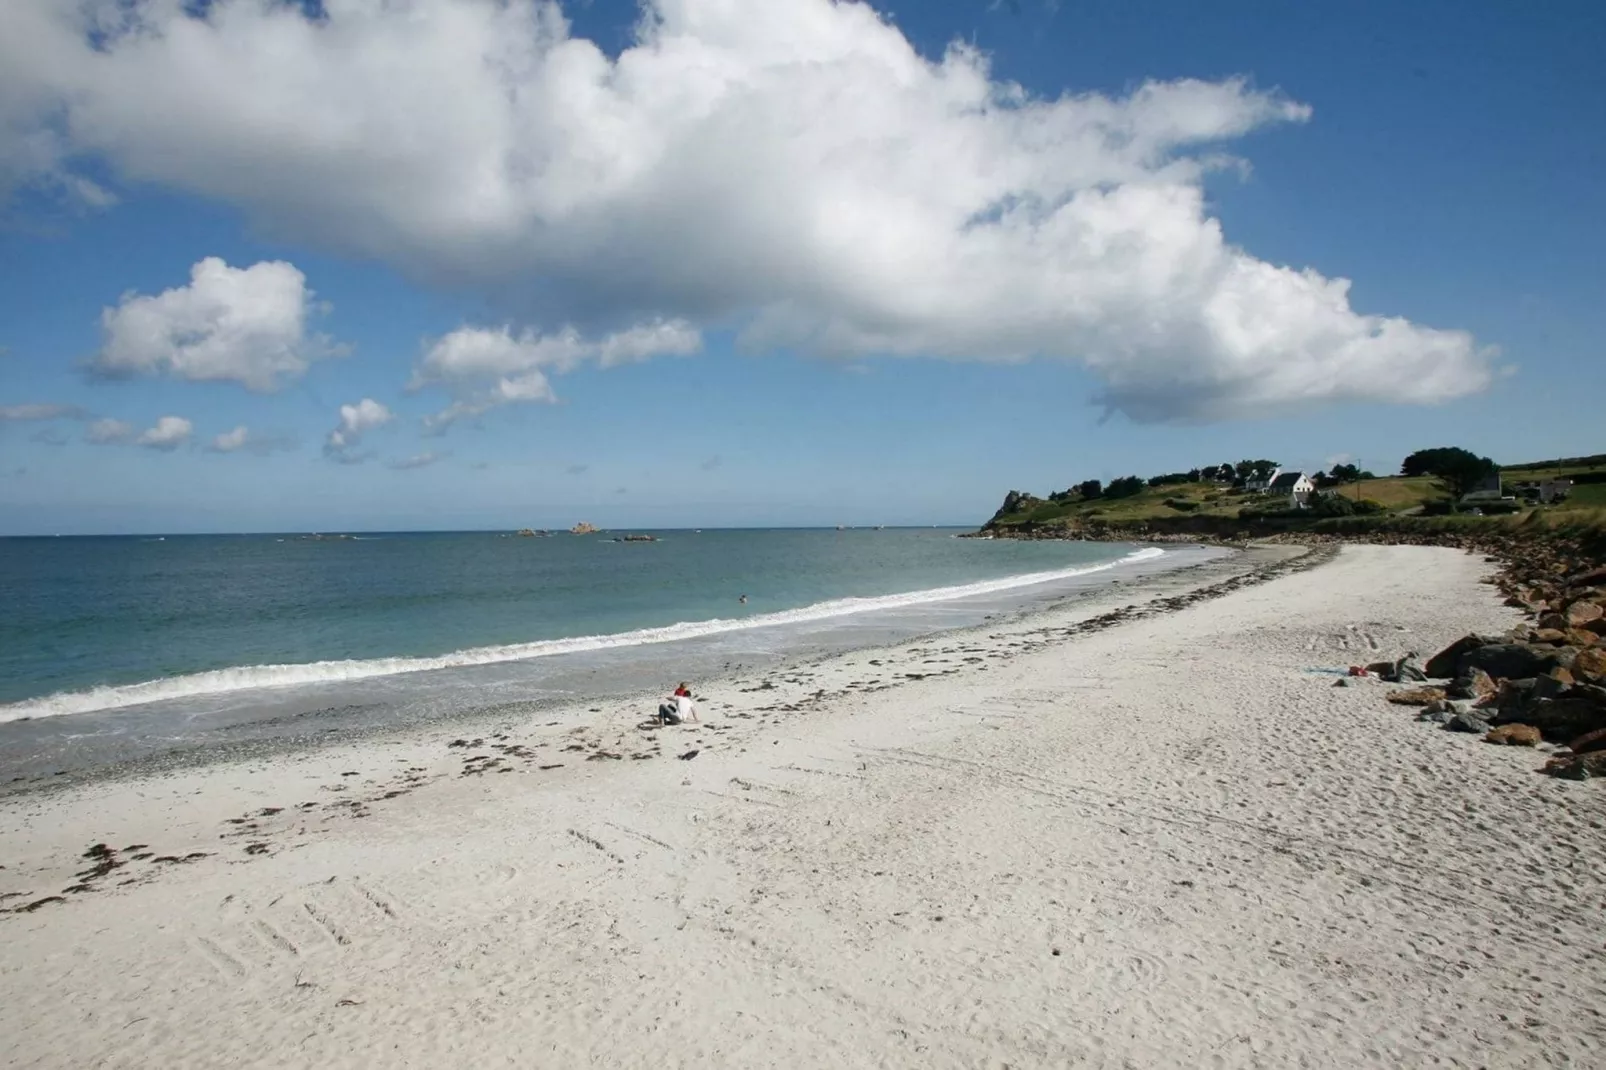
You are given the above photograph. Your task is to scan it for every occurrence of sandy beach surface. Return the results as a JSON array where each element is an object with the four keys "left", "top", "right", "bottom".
[{"left": 3, "top": 544, "right": 1603, "bottom": 1068}]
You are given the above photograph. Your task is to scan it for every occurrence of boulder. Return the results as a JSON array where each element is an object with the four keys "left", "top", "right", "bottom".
[
  {"left": 1485, "top": 724, "right": 1541, "bottom": 746},
  {"left": 1530, "top": 628, "right": 1571, "bottom": 645},
  {"left": 1392, "top": 654, "right": 1428, "bottom": 683},
  {"left": 1498, "top": 686, "right": 1606, "bottom": 741},
  {"left": 1565, "top": 565, "right": 1606, "bottom": 588},
  {"left": 1567, "top": 726, "right": 1606, "bottom": 755},
  {"left": 1538, "top": 613, "right": 1569, "bottom": 632},
  {"left": 1457, "top": 643, "right": 1571, "bottom": 681},
  {"left": 1387, "top": 687, "right": 1446, "bottom": 706},
  {"left": 1424, "top": 634, "right": 1497, "bottom": 679},
  {"left": 1573, "top": 647, "right": 1606, "bottom": 685},
  {"left": 1446, "top": 710, "right": 1492, "bottom": 734},
  {"left": 1447, "top": 668, "right": 1498, "bottom": 701},
  {"left": 1543, "top": 751, "right": 1606, "bottom": 780},
  {"left": 1565, "top": 600, "right": 1605, "bottom": 628}
]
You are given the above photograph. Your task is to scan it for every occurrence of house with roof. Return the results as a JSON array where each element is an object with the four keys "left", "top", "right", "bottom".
[
  {"left": 1245, "top": 467, "right": 1279, "bottom": 492},
  {"left": 1268, "top": 470, "right": 1315, "bottom": 506}
]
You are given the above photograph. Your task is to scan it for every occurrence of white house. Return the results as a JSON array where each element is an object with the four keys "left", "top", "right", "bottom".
[{"left": 1268, "top": 470, "right": 1316, "bottom": 505}]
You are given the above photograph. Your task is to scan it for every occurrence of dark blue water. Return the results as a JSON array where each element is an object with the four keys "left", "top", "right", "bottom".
[{"left": 0, "top": 529, "right": 1160, "bottom": 721}]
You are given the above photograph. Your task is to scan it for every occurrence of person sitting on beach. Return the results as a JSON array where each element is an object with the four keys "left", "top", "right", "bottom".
[{"left": 658, "top": 683, "right": 699, "bottom": 725}]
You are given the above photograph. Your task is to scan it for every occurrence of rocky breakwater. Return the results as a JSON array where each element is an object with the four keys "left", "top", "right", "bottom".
[{"left": 1354, "top": 559, "right": 1606, "bottom": 779}]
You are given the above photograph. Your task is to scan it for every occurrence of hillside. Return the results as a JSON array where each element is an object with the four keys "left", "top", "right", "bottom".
[{"left": 983, "top": 456, "right": 1606, "bottom": 534}]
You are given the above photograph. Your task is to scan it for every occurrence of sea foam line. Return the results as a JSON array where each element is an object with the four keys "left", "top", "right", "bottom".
[{"left": 1, "top": 547, "right": 1165, "bottom": 722}]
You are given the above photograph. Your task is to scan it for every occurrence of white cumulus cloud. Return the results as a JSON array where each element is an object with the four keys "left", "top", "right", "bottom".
[
  {"left": 134, "top": 415, "right": 192, "bottom": 450},
  {"left": 1, "top": 0, "right": 1490, "bottom": 421},
  {"left": 413, "top": 321, "right": 700, "bottom": 431},
  {"left": 86, "top": 414, "right": 191, "bottom": 450},
  {"left": 324, "top": 398, "right": 394, "bottom": 461},
  {"left": 93, "top": 257, "right": 341, "bottom": 391}
]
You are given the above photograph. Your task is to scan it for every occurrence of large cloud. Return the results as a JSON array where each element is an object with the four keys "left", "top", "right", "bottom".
[
  {"left": 93, "top": 257, "right": 341, "bottom": 391},
  {"left": 1, "top": 0, "right": 1490, "bottom": 420},
  {"left": 412, "top": 320, "right": 700, "bottom": 430}
]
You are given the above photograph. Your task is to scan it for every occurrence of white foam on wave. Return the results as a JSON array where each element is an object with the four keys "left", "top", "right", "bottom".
[{"left": 2, "top": 547, "right": 1166, "bottom": 722}]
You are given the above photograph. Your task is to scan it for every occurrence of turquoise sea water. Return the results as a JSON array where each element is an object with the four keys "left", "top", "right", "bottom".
[{"left": 0, "top": 529, "right": 1209, "bottom": 776}]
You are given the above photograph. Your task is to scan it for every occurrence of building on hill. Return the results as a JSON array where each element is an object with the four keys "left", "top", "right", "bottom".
[
  {"left": 1268, "top": 470, "right": 1315, "bottom": 506},
  {"left": 1246, "top": 467, "right": 1280, "bottom": 493}
]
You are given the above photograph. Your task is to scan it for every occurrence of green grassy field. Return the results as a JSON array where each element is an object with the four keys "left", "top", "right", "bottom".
[{"left": 988, "top": 461, "right": 1602, "bottom": 530}]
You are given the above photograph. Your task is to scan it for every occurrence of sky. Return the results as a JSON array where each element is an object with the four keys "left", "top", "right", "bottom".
[{"left": 0, "top": 0, "right": 1601, "bottom": 534}]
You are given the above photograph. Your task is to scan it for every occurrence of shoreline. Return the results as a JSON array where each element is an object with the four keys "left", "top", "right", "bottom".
[
  {"left": 6, "top": 543, "right": 1604, "bottom": 1066},
  {"left": 0, "top": 541, "right": 1247, "bottom": 794}
]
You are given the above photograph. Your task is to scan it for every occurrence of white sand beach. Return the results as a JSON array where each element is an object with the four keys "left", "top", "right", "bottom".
[{"left": 3, "top": 544, "right": 1603, "bottom": 1068}]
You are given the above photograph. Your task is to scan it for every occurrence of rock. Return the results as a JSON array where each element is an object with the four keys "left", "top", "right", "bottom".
[
  {"left": 1417, "top": 707, "right": 1456, "bottom": 726},
  {"left": 1364, "top": 660, "right": 1395, "bottom": 676},
  {"left": 1529, "top": 628, "right": 1570, "bottom": 644},
  {"left": 1332, "top": 677, "right": 1350, "bottom": 688},
  {"left": 1457, "top": 643, "right": 1570, "bottom": 681},
  {"left": 1567, "top": 629, "right": 1602, "bottom": 649},
  {"left": 1565, "top": 600, "right": 1605, "bottom": 628},
  {"left": 1498, "top": 686, "right": 1606, "bottom": 741},
  {"left": 1446, "top": 710, "right": 1492, "bottom": 734},
  {"left": 1485, "top": 724, "right": 1541, "bottom": 746},
  {"left": 1387, "top": 686, "right": 1446, "bottom": 706},
  {"left": 1448, "top": 668, "right": 1498, "bottom": 701},
  {"left": 1543, "top": 751, "right": 1606, "bottom": 780},
  {"left": 1392, "top": 654, "right": 1427, "bottom": 683},
  {"left": 1424, "top": 634, "right": 1496, "bottom": 679},
  {"left": 1574, "top": 647, "right": 1606, "bottom": 684},
  {"left": 1538, "top": 613, "right": 1569, "bottom": 632},
  {"left": 1567, "top": 726, "right": 1606, "bottom": 755},
  {"left": 1565, "top": 565, "right": 1606, "bottom": 588}
]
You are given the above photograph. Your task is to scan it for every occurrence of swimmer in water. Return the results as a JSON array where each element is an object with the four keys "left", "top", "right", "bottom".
[{"left": 738, "top": 594, "right": 748, "bottom": 604}]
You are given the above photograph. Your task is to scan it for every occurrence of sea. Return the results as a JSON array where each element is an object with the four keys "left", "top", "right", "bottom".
[{"left": 0, "top": 529, "right": 1224, "bottom": 780}]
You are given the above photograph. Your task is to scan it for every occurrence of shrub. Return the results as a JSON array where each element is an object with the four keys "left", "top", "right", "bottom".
[{"left": 1165, "top": 498, "right": 1199, "bottom": 512}]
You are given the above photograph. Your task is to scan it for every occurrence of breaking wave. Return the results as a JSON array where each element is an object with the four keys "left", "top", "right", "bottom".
[{"left": 1, "top": 547, "right": 1165, "bottom": 722}]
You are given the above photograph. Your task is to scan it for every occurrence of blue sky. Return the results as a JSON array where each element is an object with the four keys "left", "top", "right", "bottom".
[{"left": 1, "top": 0, "right": 1601, "bottom": 534}]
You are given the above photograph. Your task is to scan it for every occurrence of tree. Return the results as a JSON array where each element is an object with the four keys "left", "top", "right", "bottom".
[
  {"left": 1329, "top": 463, "right": 1360, "bottom": 483},
  {"left": 1311, "top": 470, "right": 1336, "bottom": 489},
  {"left": 1105, "top": 475, "right": 1145, "bottom": 499},
  {"left": 1401, "top": 447, "right": 1498, "bottom": 499},
  {"left": 1186, "top": 468, "right": 1202, "bottom": 482},
  {"left": 1076, "top": 479, "right": 1103, "bottom": 500},
  {"left": 1235, "top": 459, "right": 1279, "bottom": 481}
]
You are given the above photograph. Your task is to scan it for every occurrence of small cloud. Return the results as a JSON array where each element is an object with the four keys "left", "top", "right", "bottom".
[
  {"left": 388, "top": 451, "right": 445, "bottom": 470},
  {"left": 86, "top": 415, "right": 192, "bottom": 450},
  {"left": 566, "top": 463, "right": 589, "bottom": 476},
  {"left": 471, "top": 461, "right": 491, "bottom": 470},
  {"left": 86, "top": 418, "right": 136, "bottom": 445},
  {"left": 31, "top": 427, "right": 69, "bottom": 446},
  {"left": 842, "top": 363, "right": 872, "bottom": 376},
  {"left": 209, "top": 425, "right": 297, "bottom": 455},
  {"left": 134, "top": 416, "right": 193, "bottom": 451},
  {"left": 614, "top": 486, "right": 627, "bottom": 495},
  {"left": 1323, "top": 453, "right": 1354, "bottom": 469},
  {"left": 1, "top": 403, "right": 87, "bottom": 422},
  {"left": 699, "top": 455, "right": 722, "bottom": 471},
  {"left": 324, "top": 398, "right": 393, "bottom": 461}
]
